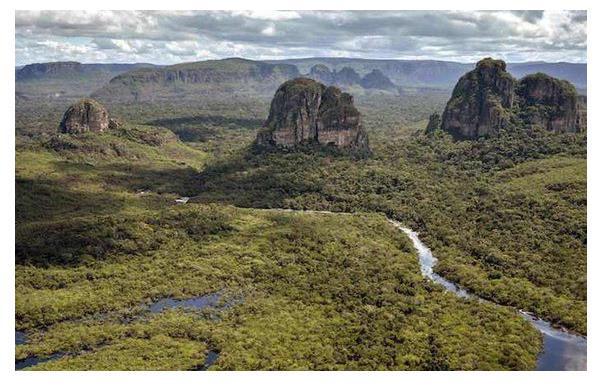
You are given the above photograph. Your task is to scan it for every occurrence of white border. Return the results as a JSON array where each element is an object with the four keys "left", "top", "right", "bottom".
[{"left": 1, "top": 1, "right": 599, "bottom": 390}]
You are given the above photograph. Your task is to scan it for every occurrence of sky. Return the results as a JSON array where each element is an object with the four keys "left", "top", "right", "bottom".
[{"left": 15, "top": 10, "right": 587, "bottom": 66}]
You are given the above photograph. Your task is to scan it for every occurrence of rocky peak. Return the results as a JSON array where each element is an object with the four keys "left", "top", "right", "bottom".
[
  {"left": 256, "top": 78, "right": 370, "bottom": 152},
  {"left": 59, "top": 98, "right": 110, "bottom": 134},
  {"left": 309, "top": 64, "right": 335, "bottom": 85},
  {"left": 516, "top": 73, "right": 584, "bottom": 132},
  {"left": 360, "top": 69, "right": 397, "bottom": 90},
  {"left": 334, "top": 67, "right": 362, "bottom": 86},
  {"left": 441, "top": 58, "right": 515, "bottom": 139},
  {"left": 440, "top": 58, "right": 586, "bottom": 139}
]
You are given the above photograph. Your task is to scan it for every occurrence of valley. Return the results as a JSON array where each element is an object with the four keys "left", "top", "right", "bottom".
[{"left": 15, "top": 56, "right": 587, "bottom": 371}]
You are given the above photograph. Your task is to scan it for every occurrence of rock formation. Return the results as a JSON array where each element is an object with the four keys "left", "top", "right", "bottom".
[
  {"left": 334, "top": 67, "right": 363, "bottom": 86},
  {"left": 59, "top": 98, "right": 110, "bottom": 134},
  {"left": 516, "top": 73, "right": 584, "bottom": 132},
  {"left": 441, "top": 58, "right": 585, "bottom": 139},
  {"left": 307, "top": 65, "right": 361, "bottom": 87},
  {"left": 441, "top": 58, "right": 515, "bottom": 139},
  {"left": 307, "top": 64, "right": 397, "bottom": 91},
  {"left": 108, "top": 118, "right": 123, "bottom": 130},
  {"left": 425, "top": 113, "right": 441, "bottom": 133},
  {"left": 256, "top": 78, "right": 370, "bottom": 152},
  {"left": 309, "top": 64, "right": 335, "bottom": 85},
  {"left": 361, "top": 69, "right": 397, "bottom": 91}
]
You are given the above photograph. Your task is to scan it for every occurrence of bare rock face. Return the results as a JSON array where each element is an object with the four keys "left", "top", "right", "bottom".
[
  {"left": 425, "top": 113, "right": 441, "bottom": 133},
  {"left": 59, "top": 98, "right": 110, "bottom": 134},
  {"left": 256, "top": 78, "right": 370, "bottom": 152},
  {"left": 516, "top": 73, "right": 584, "bottom": 132},
  {"left": 441, "top": 58, "right": 515, "bottom": 139}
]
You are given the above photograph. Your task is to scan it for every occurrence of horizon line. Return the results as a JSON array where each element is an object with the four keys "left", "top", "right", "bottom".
[{"left": 15, "top": 56, "right": 588, "bottom": 68}]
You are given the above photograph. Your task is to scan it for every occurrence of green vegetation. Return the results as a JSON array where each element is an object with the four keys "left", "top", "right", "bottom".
[
  {"left": 16, "top": 195, "right": 542, "bottom": 369},
  {"left": 15, "top": 76, "right": 584, "bottom": 370},
  {"left": 194, "top": 128, "right": 586, "bottom": 334}
]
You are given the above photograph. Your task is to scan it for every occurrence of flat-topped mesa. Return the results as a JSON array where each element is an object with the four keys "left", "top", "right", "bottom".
[
  {"left": 256, "top": 78, "right": 370, "bottom": 152},
  {"left": 59, "top": 98, "right": 110, "bottom": 134},
  {"left": 441, "top": 58, "right": 515, "bottom": 139},
  {"left": 441, "top": 57, "right": 586, "bottom": 139}
]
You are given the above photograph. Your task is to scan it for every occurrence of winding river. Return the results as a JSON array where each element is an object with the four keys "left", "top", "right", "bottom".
[
  {"left": 390, "top": 220, "right": 587, "bottom": 371},
  {"left": 15, "top": 207, "right": 587, "bottom": 370},
  {"left": 263, "top": 208, "right": 587, "bottom": 370}
]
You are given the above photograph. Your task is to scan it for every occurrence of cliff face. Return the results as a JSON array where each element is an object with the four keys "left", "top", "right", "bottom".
[
  {"left": 59, "top": 98, "right": 110, "bottom": 134},
  {"left": 441, "top": 58, "right": 586, "bottom": 139},
  {"left": 256, "top": 78, "right": 370, "bottom": 152},
  {"left": 516, "top": 73, "right": 583, "bottom": 132},
  {"left": 441, "top": 58, "right": 515, "bottom": 139}
]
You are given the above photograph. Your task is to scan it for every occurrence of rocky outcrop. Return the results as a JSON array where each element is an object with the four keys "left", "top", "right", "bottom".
[
  {"left": 334, "top": 67, "right": 362, "bottom": 86},
  {"left": 516, "top": 73, "right": 584, "bottom": 132},
  {"left": 108, "top": 118, "right": 123, "bottom": 130},
  {"left": 256, "top": 78, "right": 370, "bottom": 152},
  {"left": 59, "top": 98, "right": 110, "bottom": 134},
  {"left": 309, "top": 64, "right": 335, "bottom": 85},
  {"left": 360, "top": 69, "right": 397, "bottom": 91},
  {"left": 441, "top": 58, "right": 515, "bottom": 139},
  {"left": 307, "top": 65, "right": 361, "bottom": 86},
  {"left": 307, "top": 64, "right": 397, "bottom": 91},
  {"left": 441, "top": 58, "right": 585, "bottom": 139},
  {"left": 425, "top": 113, "right": 441, "bottom": 133}
]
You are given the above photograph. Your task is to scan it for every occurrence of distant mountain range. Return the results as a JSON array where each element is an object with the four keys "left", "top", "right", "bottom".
[
  {"left": 15, "top": 61, "right": 158, "bottom": 101},
  {"left": 15, "top": 58, "right": 587, "bottom": 103},
  {"left": 15, "top": 61, "right": 158, "bottom": 81},
  {"left": 269, "top": 57, "right": 587, "bottom": 90},
  {"left": 91, "top": 58, "right": 299, "bottom": 102}
]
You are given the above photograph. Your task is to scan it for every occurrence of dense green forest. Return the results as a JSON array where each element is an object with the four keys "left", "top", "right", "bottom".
[{"left": 15, "top": 85, "right": 585, "bottom": 369}]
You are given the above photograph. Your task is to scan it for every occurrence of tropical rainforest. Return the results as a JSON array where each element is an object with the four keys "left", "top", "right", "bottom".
[{"left": 15, "top": 59, "right": 586, "bottom": 370}]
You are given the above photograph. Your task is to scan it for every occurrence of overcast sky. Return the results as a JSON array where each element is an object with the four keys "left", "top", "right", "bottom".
[{"left": 15, "top": 10, "right": 587, "bottom": 65}]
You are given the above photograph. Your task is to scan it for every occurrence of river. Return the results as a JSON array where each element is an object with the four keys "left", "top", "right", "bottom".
[
  {"left": 15, "top": 208, "right": 587, "bottom": 370},
  {"left": 392, "top": 221, "right": 587, "bottom": 371}
]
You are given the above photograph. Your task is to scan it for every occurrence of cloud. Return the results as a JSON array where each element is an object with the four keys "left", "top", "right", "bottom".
[
  {"left": 261, "top": 23, "right": 276, "bottom": 36},
  {"left": 14, "top": 10, "right": 587, "bottom": 65}
]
